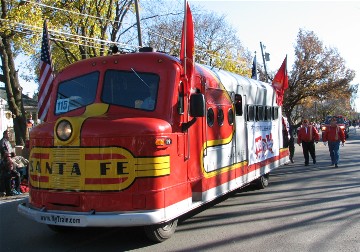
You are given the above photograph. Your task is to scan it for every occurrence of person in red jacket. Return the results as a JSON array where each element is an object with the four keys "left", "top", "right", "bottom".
[
  {"left": 297, "top": 119, "right": 320, "bottom": 166},
  {"left": 322, "top": 117, "right": 346, "bottom": 167}
]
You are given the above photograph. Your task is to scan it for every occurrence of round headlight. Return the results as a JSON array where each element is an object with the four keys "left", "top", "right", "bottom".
[{"left": 56, "top": 120, "right": 72, "bottom": 141}]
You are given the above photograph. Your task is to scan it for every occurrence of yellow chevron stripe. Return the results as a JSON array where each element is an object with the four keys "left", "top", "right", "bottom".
[{"left": 54, "top": 103, "right": 109, "bottom": 147}]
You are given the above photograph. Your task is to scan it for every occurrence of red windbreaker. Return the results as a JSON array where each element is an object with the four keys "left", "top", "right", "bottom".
[
  {"left": 322, "top": 126, "right": 345, "bottom": 143},
  {"left": 297, "top": 125, "right": 320, "bottom": 144}
]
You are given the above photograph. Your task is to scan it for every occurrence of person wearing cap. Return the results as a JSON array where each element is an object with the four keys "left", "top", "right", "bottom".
[
  {"left": 322, "top": 117, "right": 346, "bottom": 167},
  {"left": 297, "top": 119, "right": 320, "bottom": 166}
]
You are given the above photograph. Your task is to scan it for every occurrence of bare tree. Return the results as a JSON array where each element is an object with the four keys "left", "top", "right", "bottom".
[{"left": 142, "top": 2, "right": 252, "bottom": 75}]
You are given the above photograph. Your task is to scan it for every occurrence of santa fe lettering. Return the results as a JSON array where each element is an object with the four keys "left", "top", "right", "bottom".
[
  {"left": 30, "top": 160, "right": 129, "bottom": 176},
  {"left": 100, "top": 161, "right": 129, "bottom": 175},
  {"left": 29, "top": 161, "right": 81, "bottom": 175}
]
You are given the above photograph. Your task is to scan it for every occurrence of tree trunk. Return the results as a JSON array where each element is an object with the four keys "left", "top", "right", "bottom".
[{"left": 0, "top": 36, "right": 27, "bottom": 146}]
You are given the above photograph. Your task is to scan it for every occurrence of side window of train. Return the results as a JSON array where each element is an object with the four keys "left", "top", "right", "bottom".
[
  {"left": 228, "top": 108, "right": 234, "bottom": 125},
  {"left": 247, "top": 105, "right": 255, "bottom": 121},
  {"left": 217, "top": 107, "right": 224, "bottom": 126},
  {"left": 245, "top": 105, "right": 249, "bottom": 121},
  {"left": 207, "top": 107, "right": 214, "bottom": 127},
  {"left": 272, "top": 107, "right": 279, "bottom": 120},
  {"left": 235, "top": 94, "right": 243, "bottom": 116},
  {"left": 257, "top": 106, "right": 265, "bottom": 121},
  {"left": 177, "top": 82, "right": 184, "bottom": 114},
  {"left": 265, "top": 106, "right": 272, "bottom": 121}
]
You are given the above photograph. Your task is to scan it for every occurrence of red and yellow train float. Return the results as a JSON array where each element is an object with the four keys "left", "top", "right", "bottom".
[{"left": 18, "top": 4, "right": 289, "bottom": 242}]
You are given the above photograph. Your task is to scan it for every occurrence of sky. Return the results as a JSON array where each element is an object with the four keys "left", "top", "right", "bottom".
[
  {"left": 190, "top": 0, "right": 360, "bottom": 111},
  {"left": 17, "top": 0, "right": 360, "bottom": 111}
]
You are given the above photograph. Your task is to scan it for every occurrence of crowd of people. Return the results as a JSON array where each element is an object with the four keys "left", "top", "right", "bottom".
[{"left": 285, "top": 116, "right": 346, "bottom": 168}]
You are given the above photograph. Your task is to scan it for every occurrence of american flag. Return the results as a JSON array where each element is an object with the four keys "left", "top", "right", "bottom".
[{"left": 38, "top": 20, "right": 54, "bottom": 121}]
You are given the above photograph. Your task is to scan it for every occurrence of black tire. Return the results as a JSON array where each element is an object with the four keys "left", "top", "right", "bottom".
[
  {"left": 255, "top": 174, "right": 269, "bottom": 189},
  {"left": 144, "top": 219, "right": 178, "bottom": 243}
]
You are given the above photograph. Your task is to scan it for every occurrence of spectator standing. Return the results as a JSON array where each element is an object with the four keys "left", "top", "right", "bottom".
[
  {"left": 0, "top": 130, "right": 14, "bottom": 157},
  {"left": 288, "top": 121, "right": 302, "bottom": 163}
]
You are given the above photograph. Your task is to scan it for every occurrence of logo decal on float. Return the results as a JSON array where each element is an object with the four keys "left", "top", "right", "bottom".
[{"left": 29, "top": 147, "right": 170, "bottom": 191}]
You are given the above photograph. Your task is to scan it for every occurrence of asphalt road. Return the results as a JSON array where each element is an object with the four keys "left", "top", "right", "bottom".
[{"left": 1, "top": 127, "right": 359, "bottom": 252}]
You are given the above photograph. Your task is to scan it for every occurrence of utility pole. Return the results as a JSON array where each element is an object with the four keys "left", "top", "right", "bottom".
[
  {"left": 134, "top": 0, "right": 143, "bottom": 48},
  {"left": 260, "top": 42, "right": 270, "bottom": 82}
]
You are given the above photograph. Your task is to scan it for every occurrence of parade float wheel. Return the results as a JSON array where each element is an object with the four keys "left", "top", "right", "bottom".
[
  {"left": 255, "top": 174, "right": 269, "bottom": 189},
  {"left": 144, "top": 219, "right": 178, "bottom": 242}
]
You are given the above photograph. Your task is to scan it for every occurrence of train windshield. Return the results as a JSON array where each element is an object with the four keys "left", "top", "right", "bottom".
[
  {"left": 102, "top": 69, "right": 160, "bottom": 111},
  {"left": 55, "top": 72, "right": 99, "bottom": 115}
]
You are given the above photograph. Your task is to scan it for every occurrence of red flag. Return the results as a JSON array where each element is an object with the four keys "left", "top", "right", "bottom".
[
  {"left": 272, "top": 56, "right": 288, "bottom": 106},
  {"left": 38, "top": 20, "right": 54, "bottom": 122},
  {"left": 180, "top": 2, "right": 195, "bottom": 91}
]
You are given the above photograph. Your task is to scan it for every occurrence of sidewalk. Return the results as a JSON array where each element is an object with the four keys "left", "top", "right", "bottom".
[{"left": 0, "top": 192, "right": 28, "bottom": 204}]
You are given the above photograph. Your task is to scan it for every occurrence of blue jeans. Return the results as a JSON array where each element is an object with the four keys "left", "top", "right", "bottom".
[{"left": 328, "top": 141, "right": 340, "bottom": 165}]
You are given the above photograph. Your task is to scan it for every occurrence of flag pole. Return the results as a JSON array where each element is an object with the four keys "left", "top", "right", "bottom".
[
  {"left": 183, "top": 0, "right": 187, "bottom": 78},
  {"left": 260, "top": 41, "right": 268, "bottom": 82}
]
